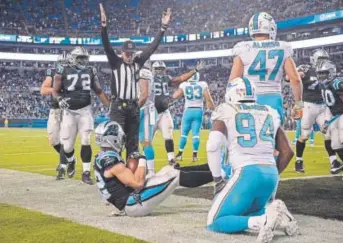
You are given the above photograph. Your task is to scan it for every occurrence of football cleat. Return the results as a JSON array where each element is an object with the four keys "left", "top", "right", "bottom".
[
  {"left": 67, "top": 157, "right": 77, "bottom": 178},
  {"left": 192, "top": 152, "right": 198, "bottom": 162},
  {"left": 176, "top": 151, "right": 183, "bottom": 161},
  {"left": 257, "top": 200, "right": 283, "bottom": 243},
  {"left": 82, "top": 171, "right": 94, "bottom": 185},
  {"left": 295, "top": 160, "right": 305, "bottom": 173},
  {"left": 169, "top": 159, "right": 180, "bottom": 168},
  {"left": 56, "top": 166, "right": 66, "bottom": 180},
  {"left": 330, "top": 160, "right": 343, "bottom": 174},
  {"left": 276, "top": 200, "right": 300, "bottom": 236}
]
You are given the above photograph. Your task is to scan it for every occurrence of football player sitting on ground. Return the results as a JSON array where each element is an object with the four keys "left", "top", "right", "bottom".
[
  {"left": 93, "top": 121, "right": 215, "bottom": 217},
  {"left": 206, "top": 77, "right": 299, "bottom": 243}
]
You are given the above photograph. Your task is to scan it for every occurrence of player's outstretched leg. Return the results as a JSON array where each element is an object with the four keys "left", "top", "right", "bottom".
[
  {"left": 325, "top": 139, "right": 343, "bottom": 174},
  {"left": 191, "top": 108, "right": 203, "bottom": 162}
]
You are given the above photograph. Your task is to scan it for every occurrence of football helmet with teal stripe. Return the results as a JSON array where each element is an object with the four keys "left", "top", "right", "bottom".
[
  {"left": 225, "top": 77, "right": 256, "bottom": 104},
  {"left": 95, "top": 121, "right": 126, "bottom": 152},
  {"left": 249, "top": 12, "right": 277, "bottom": 40}
]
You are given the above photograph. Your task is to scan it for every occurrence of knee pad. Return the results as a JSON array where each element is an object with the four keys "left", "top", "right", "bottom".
[{"left": 81, "top": 145, "right": 92, "bottom": 163}]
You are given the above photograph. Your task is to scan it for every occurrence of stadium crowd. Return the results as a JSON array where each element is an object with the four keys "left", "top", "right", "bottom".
[{"left": 0, "top": 0, "right": 341, "bottom": 36}]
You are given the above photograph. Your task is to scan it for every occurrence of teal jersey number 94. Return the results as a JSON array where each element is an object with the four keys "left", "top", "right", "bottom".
[{"left": 235, "top": 113, "right": 275, "bottom": 147}]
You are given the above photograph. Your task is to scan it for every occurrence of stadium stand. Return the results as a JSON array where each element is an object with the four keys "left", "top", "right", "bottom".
[{"left": 0, "top": 0, "right": 341, "bottom": 36}]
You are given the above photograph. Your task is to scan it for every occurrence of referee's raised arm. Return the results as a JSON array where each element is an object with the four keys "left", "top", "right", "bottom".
[
  {"left": 135, "top": 8, "right": 172, "bottom": 66},
  {"left": 100, "top": 3, "right": 120, "bottom": 68}
]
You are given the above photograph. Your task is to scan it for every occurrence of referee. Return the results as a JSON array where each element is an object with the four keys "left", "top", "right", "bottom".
[{"left": 99, "top": 3, "right": 171, "bottom": 158}]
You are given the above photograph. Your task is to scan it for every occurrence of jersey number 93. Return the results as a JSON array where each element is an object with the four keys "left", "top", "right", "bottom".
[{"left": 185, "top": 85, "right": 202, "bottom": 100}]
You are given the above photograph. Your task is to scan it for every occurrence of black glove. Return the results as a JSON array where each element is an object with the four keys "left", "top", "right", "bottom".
[{"left": 58, "top": 97, "right": 71, "bottom": 110}]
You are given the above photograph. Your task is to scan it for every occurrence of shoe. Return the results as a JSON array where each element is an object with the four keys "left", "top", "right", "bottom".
[
  {"left": 169, "top": 159, "right": 180, "bottom": 168},
  {"left": 295, "top": 160, "right": 305, "bottom": 173},
  {"left": 330, "top": 160, "right": 343, "bottom": 174},
  {"left": 67, "top": 157, "right": 76, "bottom": 178},
  {"left": 257, "top": 200, "right": 283, "bottom": 243},
  {"left": 176, "top": 151, "right": 183, "bottom": 161},
  {"left": 192, "top": 152, "right": 198, "bottom": 162},
  {"left": 82, "top": 171, "right": 94, "bottom": 185},
  {"left": 276, "top": 200, "right": 300, "bottom": 236},
  {"left": 56, "top": 166, "right": 66, "bottom": 180}
]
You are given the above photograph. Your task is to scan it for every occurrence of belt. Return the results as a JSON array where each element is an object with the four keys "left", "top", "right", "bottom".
[{"left": 111, "top": 96, "right": 138, "bottom": 105}]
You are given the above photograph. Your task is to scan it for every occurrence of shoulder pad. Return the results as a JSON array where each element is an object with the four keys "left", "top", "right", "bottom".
[
  {"left": 232, "top": 41, "right": 247, "bottom": 56},
  {"left": 211, "top": 103, "right": 233, "bottom": 121},
  {"left": 139, "top": 68, "right": 152, "bottom": 80},
  {"left": 99, "top": 152, "right": 123, "bottom": 169}
]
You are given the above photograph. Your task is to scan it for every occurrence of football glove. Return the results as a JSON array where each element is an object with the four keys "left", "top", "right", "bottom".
[
  {"left": 128, "top": 152, "right": 146, "bottom": 161},
  {"left": 195, "top": 60, "right": 205, "bottom": 72},
  {"left": 291, "top": 101, "right": 304, "bottom": 120},
  {"left": 58, "top": 97, "right": 71, "bottom": 110}
]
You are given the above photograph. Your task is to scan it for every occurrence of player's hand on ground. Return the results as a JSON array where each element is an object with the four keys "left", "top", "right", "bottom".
[
  {"left": 195, "top": 60, "right": 205, "bottom": 72},
  {"left": 58, "top": 97, "right": 70, "bottom": 110},
  {"left": 161, "top": 8, "right": 172, "bottom": 30},
  {"left": 99, "top": 3, "right": 107, "bottom": 27}
]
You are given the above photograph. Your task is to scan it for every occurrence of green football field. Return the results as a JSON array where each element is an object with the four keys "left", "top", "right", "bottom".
[
  {"left": 0, "top": 128, "right": 336, "bottom": 243},
  {"left": 0, "top": 128, "right": 334, "bottom": 179}
]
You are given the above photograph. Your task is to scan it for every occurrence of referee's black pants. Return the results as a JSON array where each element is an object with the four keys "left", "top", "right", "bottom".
[{"left": 110, "top": 99, "right": 140, "bottom": 159}]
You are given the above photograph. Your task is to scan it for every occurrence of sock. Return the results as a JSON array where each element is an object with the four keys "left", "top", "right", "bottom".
[
  {"left": 147, "top": 160, "right": 155, "bottom": 173},
  {"left": 81, "top": 145, "right": 92, "bottom": 163},
  {"left": 310, "top": 131, "right": 315, "bottom": 141},
  {"left": 295, "top": 120, "right": 301, "bottom": 140},
  {"left": 60, "top": 164, "right": 67, "bottom": 169},
  {"left": 53, "top": 144, "right": 61, "bottom": 154},
  {"left": 143, "top": 144, "right": 155, "bottom": 161},
  {"left": 248, "top": 215, "right": 266, "bottom": 231},
  {"left": 335, "top": 149, "right": 343, "bottom": 162},
  {"left": 193, "top": 151, "right": 198, "bottom": 157},
  {"left": 165, "top": 139, "right": 175, "bottom": 161},
  {"left": 192, "top": 136, "right": 200, "bottom": 152},
  {"left": 179, "top": 169, "right": 213, "bottom": 187},
  {"left": 82, "top": 162, "right": 91, "bottom": 172},
  {"left": 179, "top": 135, "right": 187, "bottom": 151},
  {"left": 329, "top": 156, "right": 337, "bottom": 164},
  {"left": 59, "top": 145, "right": 68, "bottom": 165},
  {"left": 64, "top": 150, "right": 75, "bottom": 163},
  {"left": 296, "top": 140, "right": 306, "bottom": 158},
  {"left": 325, "top": 140, "right": 336, "bottom": 157}
]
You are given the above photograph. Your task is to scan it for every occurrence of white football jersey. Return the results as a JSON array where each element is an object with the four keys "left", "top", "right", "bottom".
[
  {"left": 138, "top": 68, "right": 154, "bottom": 108},
  {"left": 179, "top": 81, "right": 208, "bottom": 108},
  {"left": 233, "top": 40, "right": 293, "bottom": 95},
  {"left": 211, "top": 102, "right": 280, "bottom": 170}
]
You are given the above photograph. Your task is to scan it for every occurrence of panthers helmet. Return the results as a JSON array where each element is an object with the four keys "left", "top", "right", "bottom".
[
  {"left": 316, "top": 60, "right": 336, "bottom": 82},
  {"left": 310, "top": 49, "right": 329, "bottom": 67},
  {"left": 95, "top": 121, "right": 126, "bottom": 153},
  {"left": 249, "top": 12, "right": 277, "bottom": 40},
  {"left": 57, "top": 51, "right": 69, "bottom": 65},
  {"left": 69, "top": 46, "right": 89, "bottom": 69},
  {"left": 152, "top": 61, "right": 166, "bottom": 76},
  {"left": 225, "top": 77, "right": 256, "bottom": 104},
  {"left": 188, "top": 72, "right": 200, "bottom": 83}
]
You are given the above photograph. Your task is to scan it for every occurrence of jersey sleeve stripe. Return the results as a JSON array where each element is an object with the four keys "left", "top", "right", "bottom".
[{"left": 242, "top": 77, "right": 253, "bottom": 95}]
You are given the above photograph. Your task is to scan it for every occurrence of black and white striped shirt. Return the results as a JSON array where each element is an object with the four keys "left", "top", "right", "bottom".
[{"left": 101, "top": 27, "right": 165, "bottom": 100}]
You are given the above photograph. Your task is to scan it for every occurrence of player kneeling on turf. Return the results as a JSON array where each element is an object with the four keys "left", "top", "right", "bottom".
[
  {"left": 206, "top": 77, "right": 299, "bottom": 243},
  {"left": 94, "top": 121, "right": 214, "bottom": 217}
]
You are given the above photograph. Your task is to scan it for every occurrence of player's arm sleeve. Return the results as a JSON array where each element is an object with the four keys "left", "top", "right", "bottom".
[
  {"left": 101, "top": 26, "right": 120, "bottom": 67},
  {"left": 135, "top": 29, "right": 165, "bottom": 66}
]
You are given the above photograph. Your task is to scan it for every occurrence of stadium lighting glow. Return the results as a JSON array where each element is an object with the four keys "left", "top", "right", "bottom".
[{"left": 0, "top": 34, "right": 342, "bottom": 62}]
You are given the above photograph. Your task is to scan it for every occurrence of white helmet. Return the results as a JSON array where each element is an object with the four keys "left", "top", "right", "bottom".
[
  {"left": 188, "top": 72, "right": 200, "bottom": 82},
  {"left": 225, "top": 77, "right": 256, "bottom": 104},
  {"left": 152, "top": 61, "right": 166, "bottom": 76},
  {"left": 316, "top": 60, "right": 336, "bottom": 82},
  {"left": 95, "top": 121, "right": 126, "bottom": 153},
  {"left": 69, "top": 46, "right": 89, "bottom": 69},
  {"left": 249, "top": 12, "right": 277, "bottom": 40},
  {"left": 310, "top": 49, "right": 329, "bottom": 67}
]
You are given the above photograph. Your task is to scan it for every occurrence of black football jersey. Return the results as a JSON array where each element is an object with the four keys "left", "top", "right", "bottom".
[
  {"left": 298, "top": 64, "right": 323, "bottom": 103},
  {"left": 56, "top": 65, "right": 97, "bottom": 110},
  {"left": 93, "top": 151, "right": 133, "bottom": 210},
  {"left": 322, "top": 77, "right": 343, "bottom": 116},
  {"left": 154, "top": 75, "right": 172, "bottom": 113},
  {"left": 46, "top": 68, "right": 60, "bottom": 109}
]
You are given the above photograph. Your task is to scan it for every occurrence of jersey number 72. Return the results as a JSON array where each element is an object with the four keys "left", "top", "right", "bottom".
[{"left": 248, "top": 49, "right": 284, "bottom": 81}]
